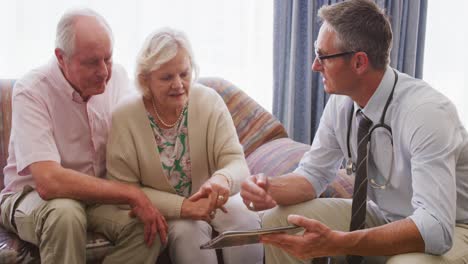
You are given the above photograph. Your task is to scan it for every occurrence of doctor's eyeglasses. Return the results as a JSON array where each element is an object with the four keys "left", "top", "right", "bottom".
[{"left": 313, "top": 41, "right": 356, "bottom": 64}]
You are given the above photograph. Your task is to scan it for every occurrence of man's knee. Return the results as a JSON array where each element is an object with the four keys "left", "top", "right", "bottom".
[
  {"left": 41, "top": 198, "right": 87, "bottom": 233},
  {"left": 386, "top": 252, "right": 446, "bottom": 264}
]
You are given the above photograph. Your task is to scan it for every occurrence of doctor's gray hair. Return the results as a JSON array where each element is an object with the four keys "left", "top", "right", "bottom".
[{"left": 318, "top": 0, "right": 393, "bottom": 70}]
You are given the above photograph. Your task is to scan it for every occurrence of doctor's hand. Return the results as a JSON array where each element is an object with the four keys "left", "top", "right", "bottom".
[
  {"left": 240, "top": 173, "right": 276, "bottom": 211},
  {"left": 260, "top": 214, "right": 339, "bottom": 260}
]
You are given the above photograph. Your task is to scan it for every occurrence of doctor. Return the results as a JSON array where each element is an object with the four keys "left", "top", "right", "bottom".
[{"left": 240, "top": 0, "right": 468, "bottom": 263}]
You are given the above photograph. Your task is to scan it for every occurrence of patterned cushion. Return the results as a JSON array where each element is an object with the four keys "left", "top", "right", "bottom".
[
  {"left": 247, "top": 138, "right": 353, "bottom": 198},
  {"left": 0, "top": 79, "right": 13, "bottom": 189},
  {"left": 198, "top": 77, "right": 288, "bottom": 157}
]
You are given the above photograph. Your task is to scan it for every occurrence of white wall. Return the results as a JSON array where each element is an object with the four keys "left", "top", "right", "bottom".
[
  {"left": 0, "top": 0, "right": 273, "bottom": 111},
  {"left": 423, "top": 0, "right": 468, "bottom": 126}
]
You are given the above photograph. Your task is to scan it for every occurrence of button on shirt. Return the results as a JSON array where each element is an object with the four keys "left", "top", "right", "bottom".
[
  {"left": 3, "top": 58, "right": 131, "bottom": 193},
  {"left": 295, "top": 66, "right": 468, "bottom": 254}
]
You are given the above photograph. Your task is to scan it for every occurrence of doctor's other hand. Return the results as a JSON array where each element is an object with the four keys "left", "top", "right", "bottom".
[
  {"left": 240, "top": 173, "right": 276, "bottom": 211},
  {"left": 260, "top": 214, "right": 338, "bottom": 260}
]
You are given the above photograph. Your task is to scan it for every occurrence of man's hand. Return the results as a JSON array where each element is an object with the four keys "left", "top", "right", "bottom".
[
  {"left": 129, "top": 190, "right": 168, "bottom": 247},
  {"left": 240, "top": 173, "right": 276, "bottom": 211},
  {"left": 189, "top": 174, "right": 230, "bottom": 211},
  {"left": 260, "top": 214, "right": 339, "bottom": 259}
]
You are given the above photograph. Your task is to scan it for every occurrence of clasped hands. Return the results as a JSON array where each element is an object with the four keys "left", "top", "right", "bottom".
[{"left": 181, "top": 174, "right": 231, "bottom": 222}]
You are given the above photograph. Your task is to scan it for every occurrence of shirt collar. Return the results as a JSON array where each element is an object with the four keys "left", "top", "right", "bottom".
[
  {"left": 49, "top": 57, "right": 87, "bottom": 104},
  {"left": 357, "top": 66, "right": 396, "bottom": 123}
]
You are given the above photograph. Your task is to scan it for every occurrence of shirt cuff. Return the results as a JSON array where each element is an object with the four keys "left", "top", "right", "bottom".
[
  {"left": 409, "top": 208, "right": 453, "bottom": 255},
  {"left": 293, "top": 167, "right": 326, "bottom": 197}
]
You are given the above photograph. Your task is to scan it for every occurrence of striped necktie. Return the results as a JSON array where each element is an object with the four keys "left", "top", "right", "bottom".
[{"left": 346, "top": 110, "right": 372, "bottom": 264}]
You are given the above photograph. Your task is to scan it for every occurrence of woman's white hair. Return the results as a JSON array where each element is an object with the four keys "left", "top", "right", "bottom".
[
  {"left": 135, "top": 28, "right": 199, "bottom": 99},
  {"left": 55, "top": 8, "right": 113, "bottom": 56}
]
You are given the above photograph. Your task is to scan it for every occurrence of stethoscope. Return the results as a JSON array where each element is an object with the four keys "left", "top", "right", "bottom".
[{"left": 345, "top": 69, "right": 398, "bottom": 189}]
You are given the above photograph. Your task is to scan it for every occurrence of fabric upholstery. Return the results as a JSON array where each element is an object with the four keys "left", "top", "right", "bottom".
[
  {"left": 0, "top": 79, "right": 13, "bottom": 189},
  {"left": 198, "top": 77, "right": 288, "bottom": 157},
  {"left": 247, "top": 138, "right": 353, "bottom": 199}
]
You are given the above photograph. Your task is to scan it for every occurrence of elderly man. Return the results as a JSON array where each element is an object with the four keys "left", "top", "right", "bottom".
[
  {"left": 241, "top": 0, "right": 468, "bottom": 263},
  {"left": 0, "top": 8, "right": 167, "bottom": 264}
]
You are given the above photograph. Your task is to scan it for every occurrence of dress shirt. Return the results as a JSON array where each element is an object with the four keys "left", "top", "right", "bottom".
[
  {"left": 3, "top": 57, "right": 130, "bottom": 193},
  {"left": 295, "top": 66, "right": 468, "bottom": 254}
]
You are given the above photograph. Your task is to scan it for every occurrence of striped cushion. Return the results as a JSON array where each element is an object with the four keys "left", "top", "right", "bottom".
[
  {"left": 247, "top": 138, "right": 310, "bottom": 177},
  {"left": 198, "top": 78, "right": 288, "bottom": 157},
  {"left": 247, "top": 138, "right": 353, "bottom": 198}
]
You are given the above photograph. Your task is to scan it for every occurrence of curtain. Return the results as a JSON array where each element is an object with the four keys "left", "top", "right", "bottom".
[{"left": 273, "top": 0, "right": 428, "bottom": 144}]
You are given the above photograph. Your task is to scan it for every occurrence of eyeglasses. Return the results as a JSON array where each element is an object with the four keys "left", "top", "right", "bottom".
[
  {"left": 315, "top": 51, "right": 356, "bottom": 64},
  {"left": 314, "top": 41, "right": 356, "bottom": 64}
]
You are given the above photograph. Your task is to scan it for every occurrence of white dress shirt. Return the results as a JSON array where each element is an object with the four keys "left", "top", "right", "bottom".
[{"left": 295, "top": 66, "right": 468, "bottom": 254}]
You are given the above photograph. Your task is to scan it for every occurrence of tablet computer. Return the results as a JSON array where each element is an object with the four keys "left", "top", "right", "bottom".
[{"left": 200, "top": 225, "right": 303, "bottom": 249}]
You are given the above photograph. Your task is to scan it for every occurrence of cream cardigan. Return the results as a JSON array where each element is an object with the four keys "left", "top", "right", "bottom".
[{"left": 106, "top": 84, "right": 249, "bottom": 219}]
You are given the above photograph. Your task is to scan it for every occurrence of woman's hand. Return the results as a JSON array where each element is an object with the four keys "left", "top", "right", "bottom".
[
  {"left": 189, "top": 174, "right": 231, "bottom": 211},
  {"left": 181, "top": 194, "right": 219, "bottom": 222}
]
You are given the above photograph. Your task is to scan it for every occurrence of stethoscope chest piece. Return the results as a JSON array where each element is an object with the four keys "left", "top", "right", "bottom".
[{"left": 346, "top": 159, "right": 355, "bottom": 175}]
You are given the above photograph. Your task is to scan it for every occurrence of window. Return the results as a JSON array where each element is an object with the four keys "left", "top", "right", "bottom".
[
  {"left": 0, "top": 0, "right": 273, "bottom": 111},
  {"left": 423, "top": 0, "right": 468, "bottom": 126}
]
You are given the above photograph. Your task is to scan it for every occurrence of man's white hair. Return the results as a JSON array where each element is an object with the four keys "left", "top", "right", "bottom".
[{"left": 55, "top": 8, "right": 113, "bottom": 56}]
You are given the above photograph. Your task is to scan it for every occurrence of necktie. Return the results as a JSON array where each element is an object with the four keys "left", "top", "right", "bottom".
[{"left": 346, "top": 110, "right": 372, "bottom": 264}]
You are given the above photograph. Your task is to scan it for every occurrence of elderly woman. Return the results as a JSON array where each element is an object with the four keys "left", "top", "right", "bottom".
[{"left": 106, "top": 28, "right": 263, "bottom": 263}]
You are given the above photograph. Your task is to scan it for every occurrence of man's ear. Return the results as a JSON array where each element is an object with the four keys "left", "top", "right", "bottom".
[
  {"left": 55, "top": 48, "right": 66, "bottom": 68},
  {"left": 353, "top": 51, "right": 369, "bottom": 75}
]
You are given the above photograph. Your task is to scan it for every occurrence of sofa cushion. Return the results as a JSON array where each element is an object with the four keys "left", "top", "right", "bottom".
[
  {"left": 247, "top": 138, "right": 353, "bottom": 198},
  {"left": 198, "top": 78, "right": 288, "bottom": 157}
]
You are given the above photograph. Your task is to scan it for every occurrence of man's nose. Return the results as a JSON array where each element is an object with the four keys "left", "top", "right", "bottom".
[
  {"left": 312, "top": 57, "right": 323, "bottom": 72},
  {"left": 97, "top": 60, "right": 110, "bottom": 78}
]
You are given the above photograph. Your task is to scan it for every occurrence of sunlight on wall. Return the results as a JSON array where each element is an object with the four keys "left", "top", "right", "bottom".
[
  {"left": 423, "top": 0, "right": 468, "bottom": 126},
  {"left": 0, "top": 0, "right": 273, "bottom": 111}
]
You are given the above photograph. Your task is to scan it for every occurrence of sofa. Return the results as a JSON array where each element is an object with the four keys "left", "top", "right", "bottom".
[{"left": 0, "top": 77, "right": 353, "bottom": 263}]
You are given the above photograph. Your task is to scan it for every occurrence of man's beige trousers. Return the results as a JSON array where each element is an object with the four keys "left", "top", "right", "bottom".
[{"left": 262, "top": 198, "right": 468, "bottom": 264}]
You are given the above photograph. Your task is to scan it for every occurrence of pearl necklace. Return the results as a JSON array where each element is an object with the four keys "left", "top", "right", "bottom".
[{"left": 151, "top": 97, "right": 186, "bottom": 128}]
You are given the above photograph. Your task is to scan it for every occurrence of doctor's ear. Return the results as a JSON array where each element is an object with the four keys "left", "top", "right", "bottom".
[{"left": 353, "top": 51, "right": 369, "bottom": 74}]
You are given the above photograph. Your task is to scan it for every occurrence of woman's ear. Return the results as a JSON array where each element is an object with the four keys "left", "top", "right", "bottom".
[{"left": 138, "top": 73, "right": 148, "bottom": 87}]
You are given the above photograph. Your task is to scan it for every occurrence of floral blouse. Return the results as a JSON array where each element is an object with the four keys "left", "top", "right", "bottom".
[{"left": 148, "top": 107, "right": 192, "bottom": 197}]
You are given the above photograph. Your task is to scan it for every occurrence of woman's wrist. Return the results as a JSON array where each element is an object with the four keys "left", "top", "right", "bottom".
[
  {"left": 180, "top": 198, "right": 193, "bottom": 218},
  {"left": 213, "top": 174, "right": 232, "bottom": 192}
]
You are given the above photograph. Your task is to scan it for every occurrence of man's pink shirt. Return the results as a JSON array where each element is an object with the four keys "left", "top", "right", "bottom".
[{"left": 2, "top": 58, "right": 130, "bottom": 193}]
